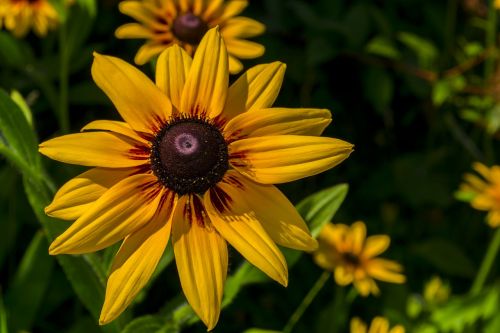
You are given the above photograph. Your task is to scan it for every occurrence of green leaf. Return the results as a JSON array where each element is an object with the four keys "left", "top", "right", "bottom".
[
  {"left": 412, "top": 238, "right": 476, "bottom": 278},
  {"left": 431, "top": 284, "right": 500, "bottom": 332},
  {"left": 0, "top": 290, "right": 7, "bottom": 333},
  {"left": 243, "top": 329, "right": 282, "bottom": 333},
  {"left": 65, "top": 5, "right": 95, "bottom": 61},
  {"left": 0, "top": 32, "right": 31, "bottom": 69},
  {"left": 4, "top": 231, "right": 55, "bottom": 332},
  {"left": 120, "top": 316, "right": 178, "bottom": 333},
  {"left": 366, "top": 36, "right": 401, "bottom": 59},
  {"left": 22, "top": 178, "right": 126, "bottom": 333},
  {"left": 397, "top": 32, "right": 438, "bottom": 68},
  {"left": 0, "top": 89, "right": 40, "bottom": 170},
  {"left": 296, "top": 183, "right": 349, "bottom": 238},
  {"left": 48, "top": 0, "right": 68, "bottom": 22},
  {"left": 76, "top": 0, "right": 97, "bottom": 17},
  {"left": 9, "top": 91, "right": 33, "bottom": 127}
]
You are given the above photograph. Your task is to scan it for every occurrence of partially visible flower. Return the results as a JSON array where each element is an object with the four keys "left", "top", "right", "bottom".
[
  {"left": 0, "top": 0, "right": 59, "bottom": 37},
  {"left": 350, "top": 317, "right": 405, "bottom": 333},
  {"left": 459, "top": 162, "right": 500, "bottom": 228},
  {"left": 115, "top": 0, "right": 265, "bottom": 73},
  {"left": 313, "top": 221, "right": 405, "bottom": 296},
  {"left": 496, "top": 0, "right": 500, "bottom": 10},
  {"left": 423, "top": 276, "right": 450, "bottom": 305},
  {"left": 39, "top": 28, "right": 353, "bottom": 330}
]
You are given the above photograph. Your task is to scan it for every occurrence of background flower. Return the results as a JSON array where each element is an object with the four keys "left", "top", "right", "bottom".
[
  {"left": 115, "top": 0, "right": 265, "bottom": 73},
  {"left": 313, "top": 221, "right": 405, "bottom": 296}
]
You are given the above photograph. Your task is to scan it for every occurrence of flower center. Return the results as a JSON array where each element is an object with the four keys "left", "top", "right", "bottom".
[
  {"left": 172, "top": 13, "right": 209, "bottom": 45},
  {"left": 342, "top": 252, "right": 361, "bottom": 267},
  {"left": 151, "top": 118, "right": 228, "bottom": 195}
]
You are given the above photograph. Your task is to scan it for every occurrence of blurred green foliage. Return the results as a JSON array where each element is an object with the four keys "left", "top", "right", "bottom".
[{"left": 1, "top": 0, "right": 500, "bottom": 332}]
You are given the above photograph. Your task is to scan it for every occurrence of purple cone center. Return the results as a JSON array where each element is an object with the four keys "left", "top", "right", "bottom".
[
  {"left": 172, "top": 13, "right": 209, "bottom": 45},
  {"left": 151, "top": 119, "right": 228, "bottom": 195}
]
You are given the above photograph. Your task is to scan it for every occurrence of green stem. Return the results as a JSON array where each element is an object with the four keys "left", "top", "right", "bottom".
[
  {"left": 484, "top": 0, "right": 497, "bottom": 79},
  {"left": 59, "top": 21, "right": 69, "bottom": 133},
  {"left": 282, "top": 271, "right": 330, "bottom": 333},
  {"left": 470, "top": 228, "right": 500, "bottom": 294}
]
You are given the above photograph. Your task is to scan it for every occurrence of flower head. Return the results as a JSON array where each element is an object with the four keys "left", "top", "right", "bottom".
[
  {"left": 350, "top": 317, "right": 405, "bottom": 333},
  {"left": 313, "top": 221, "right": 405, "bottom": 296},
  {"left": 115, "top": 0, "right": 265, "bottom": 73},
  {"left": 0, "top": 0, "right": 59, "bottom": 37},
  {"left": 423, "top": 276, "right": 450, "bottom": 305},
  {"left": 39, "top": 28, "right": 353, "bottom": 329},
  {"left": 459, "top": 162, "right": 500, "bottom": 228}
]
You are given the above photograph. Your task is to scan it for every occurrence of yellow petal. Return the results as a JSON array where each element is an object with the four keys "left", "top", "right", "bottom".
[
  {"left": 118, "top": 1, "right": 164, "bottom": 29},
  {"left": 228, "top": 55, "right": 243, "bottom": 74},
  {"left": 49, "top": 174, "right": 162, "bottom": 255},
  {"left": 362, "top": 235, "right": 390, "bottom": 259},
  {"left": 330, "top": 224, "right": 351, "bottom": 253},
  {"left": 46, "top": 168, "right": 133, "bottom": 221},
  {"left": 115, "top": 23, "right": 154, "bottom": 39},
  {"left": 226, "top": 39, "right": 265, "bottom": 59},
  {"left": 334, "top": 266, "right": 353, "bottom": 286},
  {"left": 369, "top": 317, "right": 390, "bottom": 333},
  {"left": 156, "top": 45, "right": 192, "bottom": 111},
  {"left": 354, "top": 277, "right": 379, "bottom": 297},
  {"left": 81, "top": 120, "right": 149, "bottom": 145},
  {"left": 389, "top": 325, "right": 405, "bottom": 333},
  {"left": 180, "top": 27, "right": 228, "bottom": 118},
  {"left": 221, "top": 17, "right": 265, "bottom": 39},
  {"left": 350, "top": 317, "right": 368, "bottom": 333},
  {"left": 91, "top": 53, "right": 172, "bottom": 133},
  {"left": 229, "top": 135, "right": 353, "bottom": 184},
  {"left": 472, "top": 162, "right": 491, "bottom": 180},
  {"left": 487, "top": 210, "right": 500, "bottom": 228},
  {"left": 205, "top": 182, "right": 288, "bottom": 286},
  {"left": 134, "top": 43, "right": 166, "bottom": 65},
  {"left": 224, "top": 108, "right": 332, "bottom": 141},
  {"left": 224, "top": 171, "right": 317, "bottom": 251},
  {"left": 313, "top": 252, "right": 334, "bottom": 270},
  {"left": 351, "top": 221, "right": 366, "bottom": 255},
  {"left": 223, "top": 62, "right": 285, "bottom": 120},
  {"left": 39, "top": 132, "right": 148, "bottom": 167},
  {"left": 202, "top": 0, "right": 224, "bottom": 21},
  {"left": 172, "top": 195, "right": 228, "bottom": 330},
  {"left": 214, "top": 0, "right": 248, "bottom": 24},
  {"left": 366, "top": 258, "right": 406, "bottom": 284},
  {"left": 99, "top": 190, "right": 175, "bottom": 325}
]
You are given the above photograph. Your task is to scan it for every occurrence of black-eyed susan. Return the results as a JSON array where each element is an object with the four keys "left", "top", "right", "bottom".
[
  {"left": 459, "top": 162, "right": 500, "bottom": 228},
  {"left": 39, "top": 28, "right": 353, "bottom": 329},
  {"left": 115, "top": 0, "right": 265, "bottom": 73},
  {"left": 313, "top": 221, "right": 405, "bottom": 296},
  {"left": 0, "top": 0, "right": 58, "bottom": 37},
  {"left": 350, "top": 317, "right": 405, "bottom": 333}
]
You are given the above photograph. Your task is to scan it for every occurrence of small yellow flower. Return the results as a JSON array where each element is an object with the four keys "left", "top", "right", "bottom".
[
  {"left": 39, "top": 28, "right": 353, "bottom": 330},
  {"left": 0, "top": 0, "right": 59, "bottom": 37},
  {"left": 115, "top": 0, "right": 265, "bottom": 73},
  {"left": 313, "top": 221, "right": 405, "bottom": 296},
  {"left": 459, "top": 162, "right": 500, "bottom": 228},
  {"left": 495, "top": 0, "right": 500, "bottom": 9},
  {"left": 423, "top": 276, "right": 450, "bottom": 305},
  {"left": 350, "top": 317, "right": 405, "bottom": 333}
]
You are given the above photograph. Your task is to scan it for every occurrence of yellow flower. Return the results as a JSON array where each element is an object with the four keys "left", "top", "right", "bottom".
[
  {"left": 459, "top": 162, "right": 500, "bottom": 228},
  {"left": 423, "top": 276, "right": 450, "bottom": 305},
  {"left": 350, "top": 317, "right": 405, "bottom": 333},
  {"left": 313, "top": 221, "right": 405, "bottom": 296},
  {"left": 39, "top": 28, "right": 353, "bottom": 329},
  {"left": 0, "top": 0, "right": 59, "bottom": 37},
  {"left": 496, "top": 0, "right": 500, "bottom": 9},
  {"left": 115, "top": 0, "right": 265, "bottom": 73}
]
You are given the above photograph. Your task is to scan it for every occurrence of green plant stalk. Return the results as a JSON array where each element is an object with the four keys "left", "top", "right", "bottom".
[
  {"left": 59, "top": 21, "right": 70, "bottom": 134},
  {"left": 484, "top": 0, "right": 497, "bottom": 79},
  {"left": 282, "top": 271, "right": 330, "bottom": 333},
  {"left": 470, "top": 227, "right": 500, "bottom": 294}
]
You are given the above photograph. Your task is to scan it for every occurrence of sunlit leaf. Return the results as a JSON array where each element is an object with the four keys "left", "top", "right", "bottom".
[{"left": 431, "top": 284, "right": 500, "bottom": 332}]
